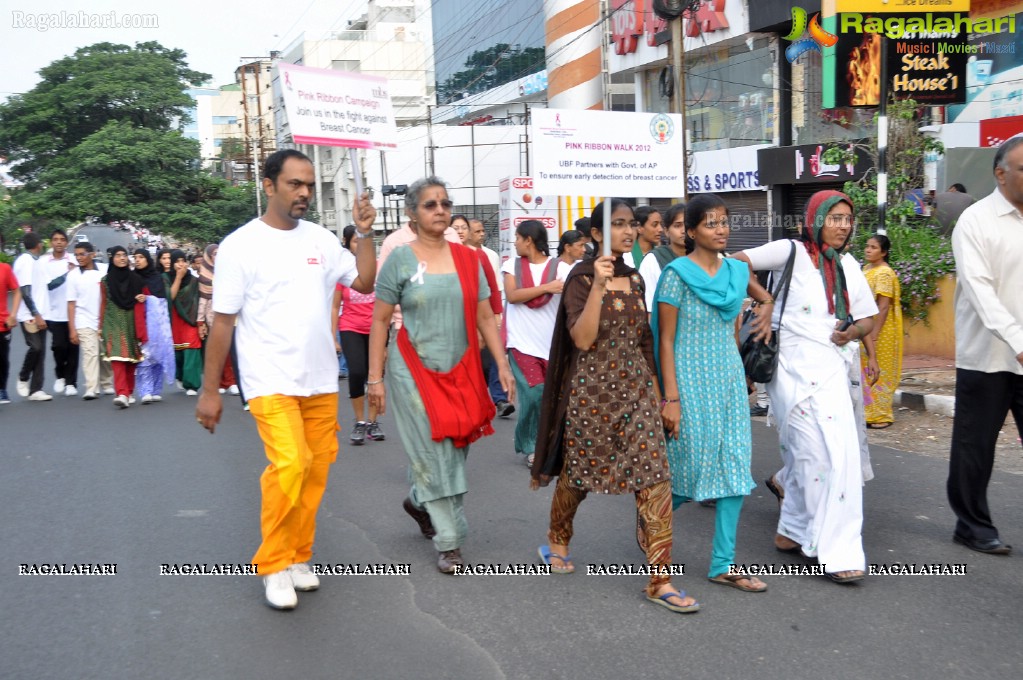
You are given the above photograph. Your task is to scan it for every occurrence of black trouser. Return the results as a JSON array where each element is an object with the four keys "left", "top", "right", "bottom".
[
  {"left": 947, "top": 368, "right": 1023, "bottom": 541},
  {"left": 46, "top": 320, "right": 79, "bottom": 387},
  {"left": 0, "top": 329, "right": 10, "bottom": 392},
  {"left": 338, "top": 330, "right": 369, "bottom": 400},
  {"left": 19, "top": 323, "right": 47, "bottom": 394}
]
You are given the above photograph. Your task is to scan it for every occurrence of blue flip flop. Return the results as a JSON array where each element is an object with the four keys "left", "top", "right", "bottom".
[
  {"left": 537, "top": 545, "right": 574, "bottom": 574},
  {"left": 646, "top": 590, "right": 701, "bottom": 614}
]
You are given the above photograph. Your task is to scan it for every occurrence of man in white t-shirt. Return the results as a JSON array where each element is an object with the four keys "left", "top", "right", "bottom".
[
  {"left": 466, "top": 218, "right": 512, "bottom": 415},
  {"left": 13, "top": 232, "right": 52, "bottom": 401},
  {"left": 196, "top": 149, "right": 377, "bottom": 610},
  {"left": 67, "top": 241, "right": 111, "bottom": 399},
  {"left": 41, "top": 229, "right": 79, "bottom": 396},
  {"left": 468, "top": 219, "right": 502, "bottom": 295}
]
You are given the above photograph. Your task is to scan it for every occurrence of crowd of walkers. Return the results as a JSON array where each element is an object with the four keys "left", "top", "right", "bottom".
[
  {"left": 5, "top": 141, "right": 1020, "bottom": 614},
  {"left": 0, "top": 233, "right": 241, "bottom": 408}
]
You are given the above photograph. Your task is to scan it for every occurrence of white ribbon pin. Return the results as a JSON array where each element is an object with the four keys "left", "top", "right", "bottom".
[{"left": 409, "top": 261, "right": 427, "bottom": 285}]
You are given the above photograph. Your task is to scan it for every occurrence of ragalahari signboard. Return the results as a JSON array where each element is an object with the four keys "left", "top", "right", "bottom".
[
  {"left": 530, "top": 108, "right": 685, "bottom": 199},
  {"left": 276, "top": 63, "right": 398, "bottom": 149},
  {"left": 834, "top": 0, "right": 972, "bottom": 12}
]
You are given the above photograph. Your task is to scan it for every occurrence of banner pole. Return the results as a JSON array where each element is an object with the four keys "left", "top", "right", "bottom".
[
  {"left": 349, "top": 148, "right": 365, "bottom": 198},
  {"left": 602, "top": 197, "right": 612, "bottom": 258}
]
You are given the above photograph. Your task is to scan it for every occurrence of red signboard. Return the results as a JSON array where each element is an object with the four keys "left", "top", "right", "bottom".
[
  {"left": 611, "top": 0, "right": 729, "bottom": 54},
  {"left": 980, "top": 115, "right": 1023, "bottom": 147},
  {"left": 686, "top": 0, "right": 729, "bottom": 38}
]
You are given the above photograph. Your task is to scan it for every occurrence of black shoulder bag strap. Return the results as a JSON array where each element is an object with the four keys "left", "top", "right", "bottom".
[{"left": 769, "top": 241, "right": 797, "bottom": 330}]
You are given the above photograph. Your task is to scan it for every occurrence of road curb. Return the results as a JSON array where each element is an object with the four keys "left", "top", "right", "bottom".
[{"left": 893, "top": 389, "right": 955, "bottom": 417}]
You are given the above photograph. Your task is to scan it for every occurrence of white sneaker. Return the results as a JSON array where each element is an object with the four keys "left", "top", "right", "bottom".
[
  {"left": 186, "top": 389, "right": 198, "bottom": 396},
  {"left": 54, "top": 378, "right": 66, "bottom": 393},
  {"left": 82, "top": 390, "right": 97, "bottom": 400},
  {"left": 218, "top": 387, "right": 226, "bottom": 394},
  {"left": 28, "top": 391, "right": 53, "bottom": 402},
  {"left": 103, "top": 387, "right": 115, "bottom": 395},
  {"left": 288, "top": 562, "right": 320, "bottom": 591},
  {"left": 65, "top": 385, "right": 78, "bottom": 397},
  {"left": 141, "top": 394, "right": 153, "bottom": 404},
  {"left": 16, "top": 380, "right": 29, "bottom": 398},
  {"left": 113, "top": 395, "right": 129, "bottom": 409},
  {"left": 263, "top": 571, "right": 297, "bottom": 609},
  {"left": 150, "top": 395, "right": 162, "bottom": 402},
  {"left": 128, "top": 395, "right": 137, "bottom": 405},
  {"left": 228, "top": 385, "right": 240, "bottom": 395}
]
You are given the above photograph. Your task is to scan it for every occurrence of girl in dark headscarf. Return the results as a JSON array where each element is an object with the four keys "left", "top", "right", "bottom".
[
  {"left": 133, "top": 249, "right": 166, "bottom": 299},
  {"left": 164, "top": 249, "right": 203, "bottom": 394},
  {"left": 133, "top": 249, "right": 175, "bottom": 403},
  {"left": 100, "top": 246, "right": 145, "bottom": 408}
]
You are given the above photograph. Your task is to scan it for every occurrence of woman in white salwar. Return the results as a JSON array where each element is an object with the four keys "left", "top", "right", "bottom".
[{"left": 733, "top": 190, "right": 877, "bottom": 583}]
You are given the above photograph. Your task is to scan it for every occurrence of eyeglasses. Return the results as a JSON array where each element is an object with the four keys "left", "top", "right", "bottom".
[
  {"left": 703, "top": 220, "right": 731, "bottom": 229},
  {"left": 825, "top": 214, "right": 855, "bottom": 226},
  {"left": 610, "top": 219, "right": 641, "bottom": 228},
  {"left": 420, "top": 199, "right": 453, "bottom": 211}
]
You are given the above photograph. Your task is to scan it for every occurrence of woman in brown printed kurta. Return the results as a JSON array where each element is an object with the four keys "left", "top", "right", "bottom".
[{"left": 532, "top": 199, "right": 700, "bottom": 614}]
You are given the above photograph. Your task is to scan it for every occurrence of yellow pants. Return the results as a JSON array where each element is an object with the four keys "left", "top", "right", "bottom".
[{"left": 248, "top": 393, "right": 339, "bottom": 575}]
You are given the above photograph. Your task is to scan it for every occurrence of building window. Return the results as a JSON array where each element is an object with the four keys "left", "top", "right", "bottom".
[
  {"left": 791, "top": 51, "right": 875, "bottom": 145},
  {"left": 685, "top": 36, "right": 775, "bottom": 150}
]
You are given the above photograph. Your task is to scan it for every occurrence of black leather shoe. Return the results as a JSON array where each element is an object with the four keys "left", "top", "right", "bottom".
[
  {"left": 403, "top": 497, "right": 436, "bottom": 539},
  {"left": 953, "top": 534, "right": 1012, "bottom": 555}
]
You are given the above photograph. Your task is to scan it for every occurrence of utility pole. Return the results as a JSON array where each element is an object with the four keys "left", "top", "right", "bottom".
[{"left": 653, "top": 1, "right": 698, "bottom": 200}]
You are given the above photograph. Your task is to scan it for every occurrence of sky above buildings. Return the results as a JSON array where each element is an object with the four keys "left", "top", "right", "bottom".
[{"left": 2, "top": 0, "right": 368, "bottom": 99}]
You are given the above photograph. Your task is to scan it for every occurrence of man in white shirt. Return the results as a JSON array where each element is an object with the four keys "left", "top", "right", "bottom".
[
  {"left": 468, "top": 219, "right": 502, "bottom": 294},
  {"left": 13, "top": 232, "right": 52, "bottom": 401},
  {"left": 67, "top": 241, "right": 112, "bottom": 399},
  {"left": 41, "top": 229, "right": 79, "bottom": 396},
  {"left": 947, "top": 137, "right": 1023, "bottom": 556},
  {"left": 465, "top": 218, "right": 513, "bottom": 416},
  {"left": 196, "top": 149, "right": 377, "bottom": 610}
]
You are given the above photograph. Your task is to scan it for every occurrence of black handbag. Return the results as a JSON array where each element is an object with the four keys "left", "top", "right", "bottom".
[{"left": 738, "top": 242, "right": 796, "bottom": 383}]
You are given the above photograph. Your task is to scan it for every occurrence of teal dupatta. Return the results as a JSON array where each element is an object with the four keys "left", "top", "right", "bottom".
[{"left": 650, "top": 256, "right": 748, "bottom": 384}]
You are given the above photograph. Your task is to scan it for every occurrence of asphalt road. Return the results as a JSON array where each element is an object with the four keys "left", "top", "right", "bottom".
[
  {"left": 1, "top": 337, "right": 1020, "bottom": 680},
  {"left": 71, "top": 224, "right": 144, "bottom": 262}
]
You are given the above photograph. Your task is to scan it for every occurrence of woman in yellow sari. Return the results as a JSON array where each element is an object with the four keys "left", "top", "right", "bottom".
[{"left": 862, "top": 234, "right": 903, "bottom": 428}]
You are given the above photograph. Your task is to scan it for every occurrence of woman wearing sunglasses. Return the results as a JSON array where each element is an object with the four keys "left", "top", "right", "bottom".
[{"left": 368, "top": 176, "right": 514, "bottom": 574}]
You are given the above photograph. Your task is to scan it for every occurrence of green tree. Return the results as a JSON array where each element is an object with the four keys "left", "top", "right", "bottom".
[
  {"left": 0, "top": 42, "right": 208, "bottom": 180},
  {"left": 0, "top": 42, "right": 256, "bottom": 243}
]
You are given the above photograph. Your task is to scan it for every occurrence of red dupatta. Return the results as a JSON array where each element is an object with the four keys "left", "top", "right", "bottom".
[{"left": 396, "top": 243, "right": 496, "bottom": 448}]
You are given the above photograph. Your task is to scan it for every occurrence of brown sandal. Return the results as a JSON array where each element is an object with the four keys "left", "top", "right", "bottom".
[{"left": 708, "top": 573, "right": 768, "bottom": 592}]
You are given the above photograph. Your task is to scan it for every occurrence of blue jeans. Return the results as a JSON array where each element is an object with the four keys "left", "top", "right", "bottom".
[
  {"left": 337, "top": 331, "right": 348, "bottom": 376},
  {"left": 481, "top": 347, "right": 508, "bottom": 403}
]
